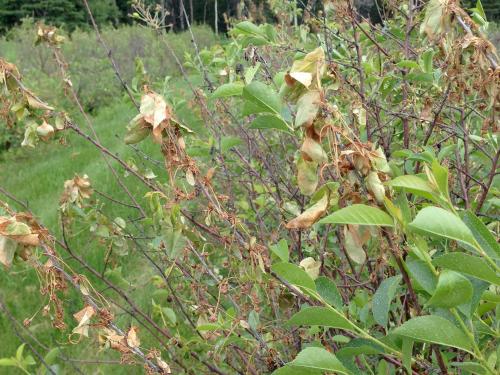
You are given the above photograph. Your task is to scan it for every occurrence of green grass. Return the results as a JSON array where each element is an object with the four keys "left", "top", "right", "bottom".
[{"left": 0, "top": 99, "right": 167, "bottom": 374}]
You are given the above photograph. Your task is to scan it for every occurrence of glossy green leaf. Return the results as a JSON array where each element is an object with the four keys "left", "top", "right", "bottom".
[
  {"left": 462, "top": 211, "right": 500, "bottom": 259},
  {"left": 271, "top": 262, "right": 316, "bottom": 292},
  {"left": 243, "top": 81, "right": 281, "bottom": 114},
  {"left": 406, "top": 259, "right": 437, "bottom": 294},
  {"left": 433, "top": 253, "right": 500, "bottom": 285},
  {"left": 450, "top": 362, "right": 488, "bottom": 375},
  {"left": 283, "top": 347, "right": 350, "bottom": 374},
  {"left": 319, "top": 204, "right": 393, "bottom": 227},
  {"left": 270, "top": 239, "right": 289, "bottom": 263},
  {"left": 427, "top": 270, "right": 473, "bottom": 308},
  {"left": 387, "top": 175, "right": 436, "bottom": 201},
  {"left": 315, "top": 276, "right": 343, "bottom": 309},
  {"left": 249, "top": 114, "right": 291, "bottom": 133},
  {"left": 409, "top": 207, "right": 476, "bottom": 248},
  {"left": 287, "top": 306, "right": 356, "bottom": 332},
  {"left": 392, "top": 315, "right": 472, "bottom": 353},
  {"left": 211, "top": 82, "right": 244, "bottom": 98},
  {"left": 372, "top": 275, "right": 401, "bottom": 327}
]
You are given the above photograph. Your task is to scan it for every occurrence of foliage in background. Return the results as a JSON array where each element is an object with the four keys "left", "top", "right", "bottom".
[
  {"left": 0, "top": 0, "right": 499, "bottom": 374},
  {"left": 0, "top": 19, "right": 216, "bottom": 149}
]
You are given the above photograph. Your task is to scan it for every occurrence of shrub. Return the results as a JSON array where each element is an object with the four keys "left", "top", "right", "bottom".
[{"left": 0, "top": 1, "right": 499, "bottom": 374}]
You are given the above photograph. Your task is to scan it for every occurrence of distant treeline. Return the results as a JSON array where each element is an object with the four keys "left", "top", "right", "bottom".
[
  {"left": 0, "top": 1, "right": 498, "bottom": 34},
  {"left": 0, "top": 0, "right": 272, "bottom": 33}
]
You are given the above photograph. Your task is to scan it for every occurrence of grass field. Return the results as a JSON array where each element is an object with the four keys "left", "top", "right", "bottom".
[{"left": 0, "top": 99, "right": 168, "bottom": 374}]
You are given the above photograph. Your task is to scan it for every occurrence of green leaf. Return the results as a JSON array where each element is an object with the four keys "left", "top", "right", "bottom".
[
  {"left": 392, "top": 315, "right": 472, "bottom": 353},
  {"left": 243, "top": 81, "right": 281, "bottom": 115},
  {"left": 402, "top": 338, "right": 413, "bottom": 375},
  {"left": 427, "top": 270, "right": 473, "bottom": 308},
  {"left": 462, "top": 211, "right": 500, "bottom": 259},
  {"left": 409, "top": 207, "right": 476, "bottom": 248},
  {"left": 271, "top": 262, "right": 316, "bottom": 292},
  {"left": 387, "top": 175, "right": 437, "bottom": 201},
  {"left": 220, "top": 136, "right": 242, "bottom": 153},
  {"left": 372, "top": 275, "right": 402, "bottom": 327},
  {"left": 234, "top": 21, "right": 266, "bottom": 37},
  {"left": 319, "top": 204, "right": 393, "bottom": 227},
  {"left": 288, "top": 307, "right": 356, "bottom": 332},
  {"left": 433, "top": 253, "right": 500, "bottom": 285},
  {"left": 450, "top": 361, "right": 488, "bottom": 374},
  {"left": 0, "top": 358, "right": 16, "bottom": 367},
  {"left": 270, "top": 239, "right": 289, "bottom": 263},
  {"left": 315, "top": 276, "right": 343, "bottom": 309},
  {"left": 42, "top": 348, "right": 60, "bottom": 368},
  {"left": 280, "top": 347, "right": 351, "bottom": 374},
  {"left": 396, "top": 60, "right": 420, "bottom": 69},
  {"left": 431, "top": 160, "right": 449, "bottom": 200},
  {"left": 421, "top": 49, "right": 435, "bottom": 73},
  {"left": 16, "top": 344, "right": 25, "bottom": 362},
  {"left": 406, "top": 259, "right": 437, "bottom": 294},
  {"left": 249, "top": 114, "right": 291, "bottom": 133},
  {"left": 211, "top": 82, "right": 244, "bottom": 99}
]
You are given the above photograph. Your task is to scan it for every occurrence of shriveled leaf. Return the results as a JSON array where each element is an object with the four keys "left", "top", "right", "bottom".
[
  {"left": 0, "top": 235, "right": 17, "bottom": 267},
  {"left": 297, "top": 156, "right": 318, "bottom": 196},
  {"left": 72, "top": 305, "right": 95, "bottom": 337},
  {"left": 365, "top": 171, "right": 386, "bottom": 204},
  {"left": 299, "top": 257, "right": 321, "bottom": 280},
  {"left": 301, "top": 137, "right": 327, "bottom": 164},
  {"left": 126, "top": 326, "right": 140, "bottom": 348},
  {"left": 295, "top": 90, "right": 321, "bottom": 128},
  {"left": 343, "top": 225, "right": 366, "bottom": 264},
  {"left": 286, "top": 193, "right": 328, "bottom": 229}
]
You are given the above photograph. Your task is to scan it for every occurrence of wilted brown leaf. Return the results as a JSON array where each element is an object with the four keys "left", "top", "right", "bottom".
[{"left": 286, "top": 192, "right": 329, "bottom": 229}]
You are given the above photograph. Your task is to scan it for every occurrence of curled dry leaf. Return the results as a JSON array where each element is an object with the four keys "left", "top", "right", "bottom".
[
  {"left": 419, "top": 0, "right": 452, "bottom": 40},
  {"left": 72, "top": 305, "right": 95, "bottom": 337},
  {"left": 25, "top": 91, "right": 54, "bottom": 111},
  {"left": 100, "top": 328, "right": 130, "bottom": 353},
  {"left": 301, "top": 137, "right": 327, "bottom": 164},
  {"left": 285, "top": 47, "right": 326, "bottom": 90},
  {"left": 156, "top": 356, "right": 172, "bottom": 374},
  {"left": 126, "top": 326, "right": 140, "bottom": 348},
  {"left": 140, "top": 92, "right": 172, "bottom": 143},
  {"left": 286, "top": 192, "right": 329, "bottom": 229},
  {"left": 36, "top": 120, "right": 55, "bottom": 141},
  {"left": 295, "top": 90, "right": 321, "bottom": 128},
  {"left": 0, "top": 235, "right": 17, "bottom": 267},
  {"left": 299, "top": 257, "right": 321, "bottom": 280},
  {"left": 343, "top": 225, "right": 367, "bottom": 265},
  {"left": 0, "top": 216, "right": 40, "bottom": 249},
  {"left": 366, "top": 171, "right": 386, "bottom": 204},
  {"left": 60, "top": 174, "right": 92, "bottom": 210},
  {"left": 297, "top": 156, "right": 318, "bottom": 196}
]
